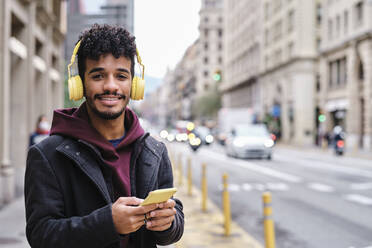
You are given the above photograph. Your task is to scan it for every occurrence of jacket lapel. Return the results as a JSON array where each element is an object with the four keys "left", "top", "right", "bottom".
[{"left": 56, "top": 140, "right": 112, "bottom": 204}]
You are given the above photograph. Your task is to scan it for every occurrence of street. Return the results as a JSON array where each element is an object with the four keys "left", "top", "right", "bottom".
[{"left": 169, "top": 142, "right": 372, "bottom": 248}]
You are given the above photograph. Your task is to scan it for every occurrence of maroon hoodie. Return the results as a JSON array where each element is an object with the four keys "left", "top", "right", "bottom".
[{"left": 50, "top": 102, "right": 145, "bottom": 198}]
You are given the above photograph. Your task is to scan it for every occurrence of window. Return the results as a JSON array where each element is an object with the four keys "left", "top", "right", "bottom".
[
  {"left": 218, "top": 29, "right": 223, "bottom": 37},
  {"left": 316, "top": 3, "right": 322, "bottom": 26},
  {"left": 218, "top": 42, "right": 222, "bottom": 50},
  {"left": 355, "top": 1, "right": 363, "bottom": 26},
  {"left": 274, "top": 20, "right": 282, "bottom": 40},
  {"left": 316, "top": 74, "right": 321, "bottom": 92},
  {"left": 288, "top": 42, "right": 294, "bottom": 59},
  {"left": 344, "top": 11, "right": 348, "bottom": 34},
  {"left": 336, "top": 15, "right": 340, "bottom": 37},
  {"left": 204, "top": 57, "right": 209, "bottom": 64},
  {"left": 329, "top": 57, "right": 347, "bottom": 88},
  {"left": 265, "top": 2, "right": 270, "bottom": 20},
  {"left": 204, "top": 29, "right": 209, "bottom": 37},
  {"left": 204, "top": 42, "right": 208, "bottom": 50},
  {"left": 288, "top": 10, "right": 294, "bottom": 32},
  {"left": 218, "top": 56, "right": 222, "bottom": 64},
  {"left": 204, "top": 70, "right": 209, "bottom": 77},
  {"left": 328, "top": 19, "right": 333, "bottom": 40},
  {"left": 204, "top": 17, "right": 209, "bottom": 23}
]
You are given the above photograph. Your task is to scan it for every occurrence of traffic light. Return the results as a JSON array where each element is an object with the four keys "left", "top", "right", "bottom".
[
  {"left": 213, "top": 70, "right": 222, "bottom": 82},
  {"left": 318, "top": 114, "right": 326, "bottom": 122}
]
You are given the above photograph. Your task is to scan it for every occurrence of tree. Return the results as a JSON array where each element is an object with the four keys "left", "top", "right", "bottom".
[{"left": 191, "top": 85, "right": 221, "bottom": 120}]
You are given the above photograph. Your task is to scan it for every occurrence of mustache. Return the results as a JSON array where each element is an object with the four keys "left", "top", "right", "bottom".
[{"left": 94, "top": 92, "right": 126, "bottom": 100}]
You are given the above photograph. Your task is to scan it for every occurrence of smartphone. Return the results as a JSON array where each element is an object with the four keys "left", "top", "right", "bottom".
[{"left": 140, "top": 188, "right": 177, "bottom": 206}]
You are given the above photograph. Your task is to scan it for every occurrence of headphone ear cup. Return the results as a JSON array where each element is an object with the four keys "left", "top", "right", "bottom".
[
  {"left": 68, "top": 75, "right": 84, "bottom": 101},
  {"left": 131, "top": 76, "right": 145, "bottom": 100}
]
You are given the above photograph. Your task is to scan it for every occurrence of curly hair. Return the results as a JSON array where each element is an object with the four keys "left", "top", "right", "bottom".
[{"left": 77, "top": 24, "right": 137, "bottom": 83}]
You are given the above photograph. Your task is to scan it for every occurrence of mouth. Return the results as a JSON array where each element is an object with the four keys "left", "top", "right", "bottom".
[{"left": 95, "top": 94, "right": 125, "bottom": 106}]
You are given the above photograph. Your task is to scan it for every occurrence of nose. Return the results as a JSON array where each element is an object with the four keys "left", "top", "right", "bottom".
[{"left": 103, "top": 74, "right": 119, "bottom": 93}]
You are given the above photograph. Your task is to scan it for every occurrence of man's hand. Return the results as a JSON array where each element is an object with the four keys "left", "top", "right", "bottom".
[
  {"left": 145, "top": 199, "right": 177, "bottom": 231},
  {"left": 112, "top": 197, "right": 158, "bottom": 234}
]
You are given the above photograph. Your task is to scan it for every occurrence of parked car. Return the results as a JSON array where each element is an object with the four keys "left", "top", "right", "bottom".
[{"left": 225, "top": 124, "right": 274, "bottom": 159}]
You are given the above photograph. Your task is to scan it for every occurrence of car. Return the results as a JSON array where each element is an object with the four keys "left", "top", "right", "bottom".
[
  {"left": 225, "top": 124, "right": 274, "bottom": 159},
  {"left": 193, "top": 126, "right": 214, "bottom": 145}
]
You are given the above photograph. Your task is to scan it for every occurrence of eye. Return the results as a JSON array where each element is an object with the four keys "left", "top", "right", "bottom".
[
  {"left": 117, "top": 74, "right": 128, "bottom": 80},
  {"left": 92, "top": 74, "right": 104, "bottom": 80}
]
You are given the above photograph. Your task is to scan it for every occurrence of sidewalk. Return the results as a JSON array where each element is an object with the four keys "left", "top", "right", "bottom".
[
  {"left": 0, "top": 197, "right": 28, "bottom": 248},
  {"left": 174, "top": 183, "right": 263, "bottom": 248},
  {"left": 275, "top": 142, "right": 372, "bottom": 161}
]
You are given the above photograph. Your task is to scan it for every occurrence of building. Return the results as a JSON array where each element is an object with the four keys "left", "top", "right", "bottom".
[
  {"left": 260, "top": 0, "right": 320, "bottom": 145},
  {"left": 0, "top": 0, "right": 67, "bottom": 203},
  {"left": 318, "top": 0, "right": 372, "bottom": 150},
  {"left": 221, "top": 0, "right": 262, "bottom": 119},
  {"left": 65, "top": 0, "right": 134, "bottom": 64},
  {"left": 166, "top": 40, "right": 199, "bottom": 123},
  {"left": 197, "top": 0, "right": 224, "bottom": 96}
]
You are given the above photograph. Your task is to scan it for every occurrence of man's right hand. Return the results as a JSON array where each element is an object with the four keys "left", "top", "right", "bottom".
[{"left": 112, "top": 197, "right": 158, "bottom": 235}]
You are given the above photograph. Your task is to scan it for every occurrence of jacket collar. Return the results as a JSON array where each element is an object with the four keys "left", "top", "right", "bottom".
[{"left": 56, "top": 139, "right": 112, "bottom": 204}]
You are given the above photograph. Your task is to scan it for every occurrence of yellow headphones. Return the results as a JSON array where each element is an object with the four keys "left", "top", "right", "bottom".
[{"left": 67, "top": 40, "right": 145, "bottom": 101}]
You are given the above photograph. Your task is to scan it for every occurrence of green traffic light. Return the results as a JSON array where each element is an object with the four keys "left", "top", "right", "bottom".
[
  {"left": 213, "top": 73, "right": 221, "bottom": 81},
  {"left": 318, "top": 114, "right": 326, "bottom": 122}
]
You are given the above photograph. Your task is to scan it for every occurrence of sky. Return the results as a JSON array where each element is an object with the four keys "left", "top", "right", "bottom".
[{"left": 84, "top": 0, "right": 201, "bottom": 78}]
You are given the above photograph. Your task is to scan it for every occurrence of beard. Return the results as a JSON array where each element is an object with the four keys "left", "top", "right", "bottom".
[{"left": 85, "top": 92, "right": 127, "bottom": 120}]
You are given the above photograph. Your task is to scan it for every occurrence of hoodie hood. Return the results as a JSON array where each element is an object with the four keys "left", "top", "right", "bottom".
[
  {"left": 50, "top": 102, "right": 145, "bottom": 198},
  {"left": 50, "top": 102, "right": 144, "bottom": 158}
]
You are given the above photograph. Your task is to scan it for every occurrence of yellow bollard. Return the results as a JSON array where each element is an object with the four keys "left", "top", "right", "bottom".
[
  {"left": 187, "top": 157, "right": 192, "bottom": 196},
  {"left": 222, "top": 173, "right": 231, "bottom": 236},
  {"left": 262, "top": 192, "right": 276, "bottom": 248},
  {"left": 178, "top": 154, "right": 183, "bottom": 186},
  {"left": 201, "top": 163, "right": 207, "bottom": 211}
]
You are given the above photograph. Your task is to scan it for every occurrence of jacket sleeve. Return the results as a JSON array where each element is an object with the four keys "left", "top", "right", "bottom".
[
  {"left": 24, "top": 145, "right": 120, "bottom": 248},
  {"left": 150, "top": 143, "right": 184, "bottom": 245}
]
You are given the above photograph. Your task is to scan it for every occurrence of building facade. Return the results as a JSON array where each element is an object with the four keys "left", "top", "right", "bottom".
[
  {"left": 65, "top": 0, "right": 134, "bottom": 64},
  {"left": 259, "top": 0, "right": 320, "bottom": 145},
  {"left": 318, "top": 0, "right": 372, "bottom": 150},
  {"left": 197, "top": 0, "right": 224, "bottom": 96},
  {"left": 221, "top": 0, "right": 262, "bottom": 118},
  {"left": 0, "top": 0, "right": 66, "bottom": 203}
]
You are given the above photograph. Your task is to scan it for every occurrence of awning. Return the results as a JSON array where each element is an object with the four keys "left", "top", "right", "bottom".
[{"left": 325, "top": 99, "right": 348, "bottom": 111}]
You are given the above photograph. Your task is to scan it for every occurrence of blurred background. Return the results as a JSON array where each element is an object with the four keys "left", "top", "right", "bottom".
[{"left": 1, "top": 0, "right": 372, "bottom": 247}]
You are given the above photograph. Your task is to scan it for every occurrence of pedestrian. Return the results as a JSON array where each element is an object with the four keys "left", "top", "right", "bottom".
[
  {"left": 25, "top": 24, "right": 184, "bottom": 248},
  {"left": 29, "top": 114, "right": 50, "bottom": 147}
]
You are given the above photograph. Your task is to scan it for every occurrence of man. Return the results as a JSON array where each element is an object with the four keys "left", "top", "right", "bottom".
[{"left": 25, "top": 24, "right": 184, "bottom": 248}]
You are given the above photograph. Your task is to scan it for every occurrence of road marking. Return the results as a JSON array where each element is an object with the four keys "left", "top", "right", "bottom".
[
  {"left": 218, "top": 183, "right": 289, "bottom": 192},
  {"left": 266, "top": 182, "right": 289, "bottom": 191},
  {"left": 344, "top": 194, "right": 372, "bottom": 206},
  {"left": 229, "top": 184, "right": 241, "bottom": 192},
  {"left": 201, "top": 149, "right": 303, "bottom": 183},
  {"left": 350, "top": 182, "right": 372, "bottom": 190},
  {"left": 307, "top": 183, "right": 334, "bottom": 193},
  {"left": 242, "top": 183, "right": 252, "bottom": 191}
]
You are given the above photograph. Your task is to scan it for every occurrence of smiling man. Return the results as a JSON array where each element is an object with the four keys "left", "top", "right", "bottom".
[{"left": 24, "top": 24, "right": 184, "bottom": 248}]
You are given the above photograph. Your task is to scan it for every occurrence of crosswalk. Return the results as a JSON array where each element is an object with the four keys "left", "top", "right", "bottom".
[{"left": 218, "top": 182, "right": 372, "bottom": 206}]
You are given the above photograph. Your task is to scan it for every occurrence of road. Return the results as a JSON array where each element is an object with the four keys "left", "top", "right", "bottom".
[{"left": 169, "top": 142, "right": 372, "bottom": 248}]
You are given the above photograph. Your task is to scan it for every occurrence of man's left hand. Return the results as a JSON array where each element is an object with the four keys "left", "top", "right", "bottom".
[{"left": 145, "top": 199, "right": 176, "bottom": 231}]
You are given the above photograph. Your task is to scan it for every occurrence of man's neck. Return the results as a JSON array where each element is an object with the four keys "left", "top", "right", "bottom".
[{"left": 86, "top": 108, "right": 125, "bottom": 140}]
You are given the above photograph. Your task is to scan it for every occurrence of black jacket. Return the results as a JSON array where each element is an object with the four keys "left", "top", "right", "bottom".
[{"left": 25, "top": 133, "right": 184, "bottom": 248}]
